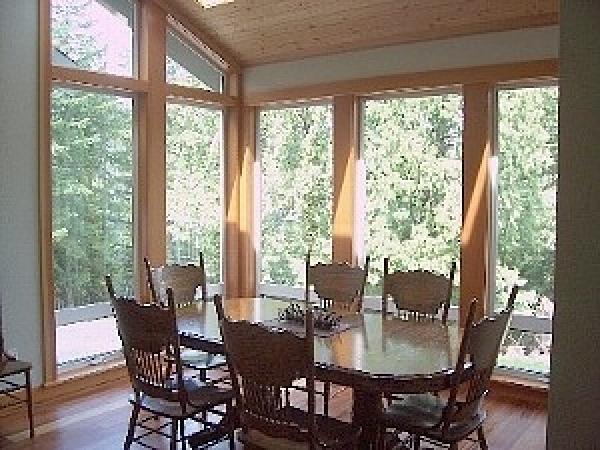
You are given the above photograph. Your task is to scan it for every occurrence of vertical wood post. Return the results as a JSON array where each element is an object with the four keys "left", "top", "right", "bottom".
[
  {"left": 461, "top": 83, "right": 494, "bottom": 323},
  {"left": 238, "top": 105, "right": 257, "bottom": 297},
  {"left": 138, "top": 0, "right": 167, "bottom": 288},
  {"left": 332, "top": 95, "right": 359, "bottom": 265},
  {"left": 39, "top": 0, "right": 57, "bottom": 383},
  {"left": 224, "top": 73, "right": 242, "bottom": 298}
]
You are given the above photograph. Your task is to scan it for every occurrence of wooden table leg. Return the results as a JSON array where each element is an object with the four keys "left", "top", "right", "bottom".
[
  {"left": 352, "top": 388, "right": 382, "bottom": 450},
  {"left": 25, "top": 368, "right": 34, "bottom": 438}
]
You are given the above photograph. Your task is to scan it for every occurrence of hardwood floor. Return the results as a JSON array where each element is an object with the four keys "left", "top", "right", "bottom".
[{"left": 0, "top": 378, "right": 547, "bottom": 449}]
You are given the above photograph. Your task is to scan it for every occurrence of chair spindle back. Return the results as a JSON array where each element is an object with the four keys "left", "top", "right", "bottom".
[
  {"left": 218, "top": 295, "right": 316, "bottom": 445},
  {"left": 306, "top": 253, "right": 370, "bottom": 314},
  {"left": 441, "top": 286, "right": 517, "bottom": 433},
  {"left": 144, "top": 256, "right": 207, "bottom": 307},
  {"left": 109, "top": 279, "right": 185, "bottom": 404},
  {"left": 383, "top": 259, "right": 456, "bottom": 323}
]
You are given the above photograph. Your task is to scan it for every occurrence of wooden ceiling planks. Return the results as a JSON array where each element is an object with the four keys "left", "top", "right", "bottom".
[{"left": 166, "top": 0, "right": 558, "bottom": 67}]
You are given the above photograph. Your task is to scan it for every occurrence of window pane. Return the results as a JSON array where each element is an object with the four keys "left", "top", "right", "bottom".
[
  {"left": 498, "top": 329, "right": 551, "bottom": 376},
  {"left": 166, "top": 27, "right": 223, "bottom": 92},
  {"left": 52, "top": 87, "right": 132, "bottom": 370},
  {"left": 496, "top": 85, "right": 558, "bottom": 375},
  {"left": 363, "top": 94, "right": 463, "bottom": 300},
  {"left": 166, "top": 103, "right": 222, "bottom": 283},
  {"left": 259, "top": 105, "right": 333, "bottom": 288},
  {"left": 51, "top": 0, "right": 134, "bottom": 77}
]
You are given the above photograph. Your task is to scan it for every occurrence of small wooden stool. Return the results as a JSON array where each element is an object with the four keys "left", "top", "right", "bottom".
[{"left": 0, "top": 359, "right": 34, "bottom": 438}]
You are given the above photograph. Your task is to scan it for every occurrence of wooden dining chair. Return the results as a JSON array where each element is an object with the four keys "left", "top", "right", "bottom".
[
  {"left": 382, "top": 259, "right": 456, "bottom": 324},
  {"left": 107, "top": 276, "right": 235, "bottom": 450},
  {"left": 304, "top": 253, "right": 369, "bottom": 416},
  {"left": 144, "top": 256, "right": 227, "bottom": 378},
  {"left": 306, "top": 253, "right": 370, "bottom": 314},
  {"left": 216, "top": 295, "right": 360, "bottom": 450},
  {"left": 144, "top": 256, "right": 208, "bottom": 307},
  {"left": 377, "top": 286, "right": 518, "bottom": 450}
]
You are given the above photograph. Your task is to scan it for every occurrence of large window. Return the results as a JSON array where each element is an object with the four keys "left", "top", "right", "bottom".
[
  {"left": 166, "top": 103, "right": 223, "bottom": 285},
  {"left": 51, "top": 0, "right": 134, "bottom": 77},
  {"left": 45, "top": 0, "right": 232, "bottom": 382},
  {"left": 258, "top": 104, "right": 333, "bottom": 292},
  {"left": 362, "top": 92, "right": 463, "bottom": 299},
  {"left": 494, "top": 84, "right": 558, "bottom": 376},
  {"left": 50, "top": 0, "right": 136, "bottom": 374},
  {"left": 51, "top": 87, "right": 133, "bottom": 371}
]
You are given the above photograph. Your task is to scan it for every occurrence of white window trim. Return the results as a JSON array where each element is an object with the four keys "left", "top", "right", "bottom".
[{"left": 56, "top": 282, "right": 223, "bottom": 326}]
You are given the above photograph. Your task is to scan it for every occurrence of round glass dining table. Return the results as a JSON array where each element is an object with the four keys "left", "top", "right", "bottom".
[{"left": 177, "top": 297, "right": 463, "bottom": 448}]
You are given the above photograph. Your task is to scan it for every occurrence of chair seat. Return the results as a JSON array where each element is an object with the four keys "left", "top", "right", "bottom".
[
  {"left": 133, "top": 377, "right": 233, "bottom": 419},
  {"left": 0, "top": 359, "right": 32, "bottom": 376},
  {"left": 380, "top": 393, "right": 486, "bottom": 443},
  {"left": 180, "top": 349, "right": 227, "bottom": 370},
  {"left": 242, "top": 405, "right": 360, "bottom": 450}
]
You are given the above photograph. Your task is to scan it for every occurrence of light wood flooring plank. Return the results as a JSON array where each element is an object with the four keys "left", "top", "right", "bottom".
[{"left": 0, "top": 379, "right": 546, "bottom": 449}]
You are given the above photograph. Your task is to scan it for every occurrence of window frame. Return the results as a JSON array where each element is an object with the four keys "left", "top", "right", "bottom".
[
  {"left": 40, "top": 0, "right": 238, "bottom": 383},
  {"left": 165, "top": 98, "right": 226, "bottom": 295},
  {"left": 166, "top": 18, "right": 225, "bottom": 93},
  {"left": 490, "top": 79, "right": 559, "bottom": 378},
  {"left": 50, "top": 0, "right": 138, "bottom": 79},
  {"left": 358, "top": 87, "right": 464, "bottom": 314}
]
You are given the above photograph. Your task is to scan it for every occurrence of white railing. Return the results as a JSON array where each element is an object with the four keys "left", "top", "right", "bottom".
[{"left": 56, "top": 283, "right": 224, "bottom": 326}]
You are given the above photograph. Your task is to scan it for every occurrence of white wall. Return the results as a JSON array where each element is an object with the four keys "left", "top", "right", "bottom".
[
  {"left": 547, "top": 1, "right": 600, "bottom": 447},
  {"left": 0, "top": 0, "right": 43, "bottom": 385},
  {"left": 244, "top": 26, "right": 559, "bottom": 94}
]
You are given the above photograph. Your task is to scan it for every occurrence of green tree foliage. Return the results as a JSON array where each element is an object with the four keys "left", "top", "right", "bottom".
[
  {"left": 166, "top": 103, "right": 222, "bottom": 284},
  {"left": 52, "top": 89, "right": 133, "bottom": 309},
  {"left": 51, "top": 0, "right": 134, "bottom": 309},
  {"left": 259, "top": 106, "right": 333, "bottom": 287},
  {"left": 51, "top": 0, "right": 133, "bottom": 76},
  {"left": 496, "top": 86, "right": 558, "bottom": 316},
  {"left": 363, "top": 94, "right": 463, "bottom": 296}
]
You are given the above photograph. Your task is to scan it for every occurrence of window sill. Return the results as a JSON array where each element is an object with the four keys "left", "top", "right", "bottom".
[{"left": 55, "top": 358, "right": 126, "bottom": 385}]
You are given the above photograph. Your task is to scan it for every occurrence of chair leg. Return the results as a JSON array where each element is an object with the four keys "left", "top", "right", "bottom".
[
  {"left": 180, "top": 418, "right": 187, "bottom": 450},
  {"left": 124, "top": 403, "right": 140, "bottom": 449},
  {"left": 477, "top": 426, "right": 489, "bottom": 450},
  {"left": 323, "top": 382, "right": 331, "bottom": 416},
  {"left": 227, "top": 401, "right": 235, "bottom": 450},
  {"left": 374, "top": 425, "right": 384, "bottom": 450},
  {"left": 25, "top": 369, "right": 34, "bottom": 438},
  {"left": 412, "top": 435, "right": 420, "bottom": 450},
  {"left": 170, "top": 419, "right": 178, "bottom": 450}
]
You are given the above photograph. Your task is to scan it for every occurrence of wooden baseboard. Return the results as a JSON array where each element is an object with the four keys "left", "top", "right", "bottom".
[
  {"left": 0, "top": 362, "right": 127, "bottom": 419},
  {"left": 490, "top": 374, "right": 548, "bottom": 408}
]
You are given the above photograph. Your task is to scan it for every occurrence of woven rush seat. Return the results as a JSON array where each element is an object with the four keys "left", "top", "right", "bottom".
[
  {"left": 134, "top": 376, "right": 233, "bottom": 418},
  {"left": 381, "top": 393, "right": 486, "bottom": 442}
]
